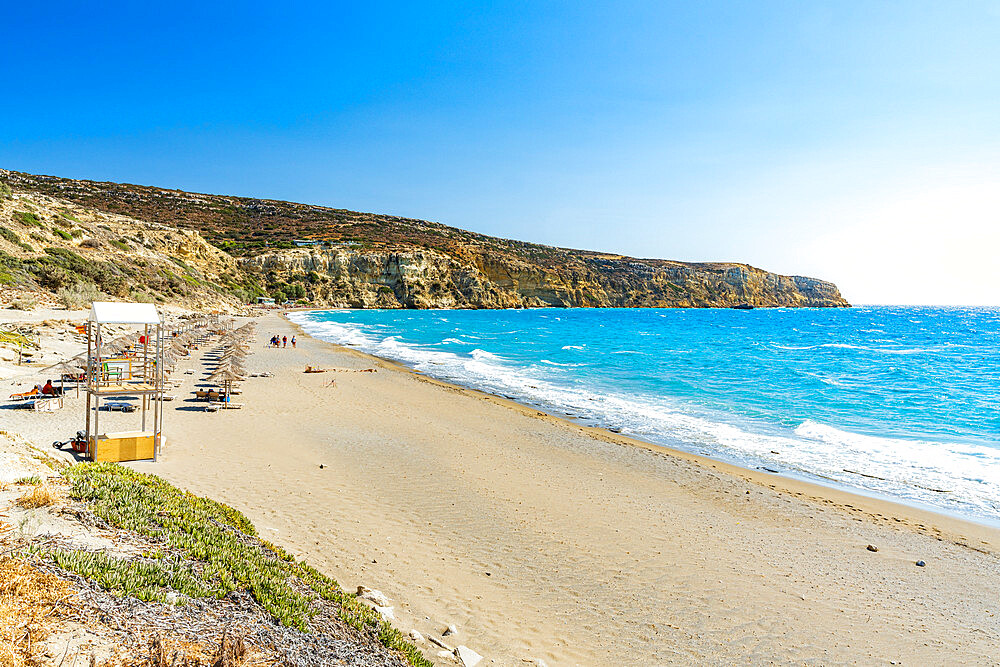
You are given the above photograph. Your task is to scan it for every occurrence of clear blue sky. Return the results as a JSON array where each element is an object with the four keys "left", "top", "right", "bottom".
[{"left": 3, "top": 2, "right": 999, "bottom": 304}]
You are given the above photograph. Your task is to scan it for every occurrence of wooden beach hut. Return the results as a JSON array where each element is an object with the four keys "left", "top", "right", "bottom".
[{"left": 84, "top": 302, "right": 165, "bottom": 462}]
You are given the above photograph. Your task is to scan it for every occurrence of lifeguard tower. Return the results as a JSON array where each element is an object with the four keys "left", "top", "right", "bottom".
[{"left": 85, "top": 302, "right": 165, "bottom": 462}]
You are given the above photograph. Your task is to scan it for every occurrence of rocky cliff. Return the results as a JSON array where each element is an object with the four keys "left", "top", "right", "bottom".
[{"left": 1, "top": 169, "right": 849, "bottom": 309}]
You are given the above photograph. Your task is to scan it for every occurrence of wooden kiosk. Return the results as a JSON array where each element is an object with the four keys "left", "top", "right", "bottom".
[{"left": 85, "top": 302, "right": 165, "bottom": 462}]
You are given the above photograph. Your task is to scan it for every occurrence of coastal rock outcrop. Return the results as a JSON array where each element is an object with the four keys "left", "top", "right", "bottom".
[
  {"left": 2, "top": 168, "right": 850, "bottom": 310},
  {"left": 240, "top": 246, "right": 848, "bottom": 309}
]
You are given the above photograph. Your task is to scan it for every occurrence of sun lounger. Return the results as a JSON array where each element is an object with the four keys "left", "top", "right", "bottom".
[
  {"left": 100, "top": 401, "right": 137, "bottom": 413},
  {"left": 204, "top": 403, "right": 220, "bottom": 412},
  {"left": 9, "top": 387, "right": 40, "bottom": 401},
  {"left": 221, "top": 402, "right": 244, "bottom": 409}
]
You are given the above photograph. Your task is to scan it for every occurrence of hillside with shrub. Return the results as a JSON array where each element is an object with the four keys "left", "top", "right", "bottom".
[{"left": 1, "top": 169, "right": 849, "bottom": 309}]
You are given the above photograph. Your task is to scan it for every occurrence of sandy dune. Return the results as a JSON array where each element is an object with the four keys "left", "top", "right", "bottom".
[{"left": 5, "top": 311, "right": 999, "bottom": 665}]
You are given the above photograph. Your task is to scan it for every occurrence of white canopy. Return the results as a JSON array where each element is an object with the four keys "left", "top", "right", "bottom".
[{"left": 88, "top": 302, "right": 161, "bottom": 324}]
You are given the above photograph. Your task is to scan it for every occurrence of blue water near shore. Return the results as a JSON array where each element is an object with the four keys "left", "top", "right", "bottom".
[{"left": 290, "top": 307, "right": 1000, "bottom": 522}]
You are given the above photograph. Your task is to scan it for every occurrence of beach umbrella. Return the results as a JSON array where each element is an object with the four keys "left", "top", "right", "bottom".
[
  {"left": 214, "top": 362, "right": 247, "bottom": 378},
  {"left": 207, "top": 367, "right": 244, "bottom": 400},
  {"left": 45, "top": 359, "right": 84, "bottom": 397}
]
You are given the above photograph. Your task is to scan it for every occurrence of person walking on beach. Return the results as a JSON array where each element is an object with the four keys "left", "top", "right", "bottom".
[
  {"left": 291, "top": 336, "right": 296, "bottom": 348},
  {"left": 282, "top": 335, "right": 288, "bottom": 348}
]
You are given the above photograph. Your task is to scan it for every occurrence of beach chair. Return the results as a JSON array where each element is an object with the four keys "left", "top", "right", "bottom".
[
  {"left": 204, "top": 403, "right": 221, "bottom": 412},
  {"left": 221, "top": 402, "right": 244, "bottom": 409},
  {"left": 101, "top": 401, "right": 137, "bottom": 413},
  {"left": 10, "top": 387, "right": 40, "bottom": 401}
]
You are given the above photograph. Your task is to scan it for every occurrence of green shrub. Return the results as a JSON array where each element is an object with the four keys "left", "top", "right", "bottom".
[
  {"left": 52, "top": 228, "right": 72, "bottom": 241},
  {"left": 57, "top": 282, "right": 101, "bottom": 308},
  {"left": 110, "top": 239, "right": 129, "bottom": 251},
  {"left": 70, "top": 228, "right": 84, "bottom": 238},
  {"left": 14, "top": 211, "right": 42, "bottom": 227},
  {"left": 0, "top": 181, "right": 12, "bottom": 198},
  {"left": 0, "top": 227, "right": 19, "bottom": 245}
]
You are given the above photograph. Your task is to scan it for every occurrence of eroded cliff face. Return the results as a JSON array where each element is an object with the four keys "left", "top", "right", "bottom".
[
  {"left": 3, "top": 169, "right": 849, "bottom": 309},
  {"left": 242, "top": 247, "right": 849, "bottom": 309}
]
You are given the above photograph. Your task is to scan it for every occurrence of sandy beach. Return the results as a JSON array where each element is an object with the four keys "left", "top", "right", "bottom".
[{"left": 4, "top": 310, "right": 999, "bottom": 665}]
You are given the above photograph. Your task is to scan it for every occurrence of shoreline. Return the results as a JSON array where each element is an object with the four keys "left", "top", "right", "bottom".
[
  {"left": 284, "top": 309, "right": 1000, "bottom": 545},
  {"left": 5, "top": 308, "right": 999, "bottom": 664}
]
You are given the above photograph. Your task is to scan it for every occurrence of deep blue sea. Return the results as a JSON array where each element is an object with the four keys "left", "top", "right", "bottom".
[{"left": 290, "top": 307, "right": 1000, "bottom": 522}]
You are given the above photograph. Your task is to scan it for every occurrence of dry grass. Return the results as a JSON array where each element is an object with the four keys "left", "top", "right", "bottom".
[
  {"left": 15, "top": 483, "right": 60, "bottom": 509},
  {"left": 0, "top": 556, "right": 74, "bottom": 667},
  {"left": 145, "top": 632, "right": 250, "bottom": 667}
]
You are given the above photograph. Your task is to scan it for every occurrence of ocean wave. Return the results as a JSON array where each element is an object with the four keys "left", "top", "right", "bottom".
[
  {"left": 562, "top": 345, "right": 584, "bottom": 350},
  {"left": 470, "top": 349, "right": 506, "bottom": 362},
  {"left": 772, "top": 342, "right": 935, "bottom": 355},
  {"left": 438, "top": 337, "right": 470, "bottom": 345}
]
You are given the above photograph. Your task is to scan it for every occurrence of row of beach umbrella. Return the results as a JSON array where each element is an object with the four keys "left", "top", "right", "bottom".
[{"left": 205, "top": 323, "right": 257, "bottom": 399}]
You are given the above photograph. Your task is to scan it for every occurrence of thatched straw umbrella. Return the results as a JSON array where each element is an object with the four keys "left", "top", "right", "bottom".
[
  {"left": 207, "top": 367, "right": 244, "bottom": 401},
  {"left": 46, "top": 359, "right": 85, "bottom": 397}
]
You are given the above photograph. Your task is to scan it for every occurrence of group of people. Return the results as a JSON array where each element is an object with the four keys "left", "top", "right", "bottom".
[{"left": 269, "top": 334, "right": 296, "bottom": 348}]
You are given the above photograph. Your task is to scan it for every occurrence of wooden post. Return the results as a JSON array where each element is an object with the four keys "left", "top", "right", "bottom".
[{"left": 85, "top": 321, "right": 92, "bottom": 459}]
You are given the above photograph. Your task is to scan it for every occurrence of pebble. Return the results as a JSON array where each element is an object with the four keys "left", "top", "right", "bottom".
[
  {"left": 443, "top": 623, "right": 458, "bottom": 637},
  {"left": 356, "top": 586, "right": 390, "bottom": 607},
  {"left": 866, "top": 544, "right": 879, "bottom": 552},
  {"left": 916, "top": 560, "right": 926, "bottom": 567},
  {"left": 408, "top": 630, "right": 424, "bottom": 642},
  {"left": 373, "top": 605, "right": 394, "bottom": 621},
  {"left": 455, "top": 645, "right": 484, "bottom": 667}
]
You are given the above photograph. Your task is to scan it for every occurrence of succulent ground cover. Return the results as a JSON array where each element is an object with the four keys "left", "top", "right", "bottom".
[{"left": 12, "top": 462, "right": 429, "bottom": 666}]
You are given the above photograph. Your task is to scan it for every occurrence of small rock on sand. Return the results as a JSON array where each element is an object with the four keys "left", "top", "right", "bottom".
[
  {"left": 443, "top": 623, "right": 458, "bottom": 636},
  {"left": 866, "top": 544, "right": 878, "bottom": 552},
  {"left": 374, "top": 605, "right": 394, "bottom": 621},
  {"left": 916, "top": 560, "right": 926, "bottom": 567},
  {"left": 408, "top": 629, "right": 424, "bottom": 642},
  {"left": 455, "top": 645, "right": 483, "bottom": 667},
  {"left": 356, "top": 585, "right": 390, "bottom": 607},
  {"left": 436, "top": 650, "right": 454, "bottom": 660},
  {"left": 428, "top": 635, "right": 452, "bottom": 650}
]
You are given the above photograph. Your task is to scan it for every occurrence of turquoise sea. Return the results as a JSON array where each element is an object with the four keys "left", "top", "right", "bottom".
[{"left": 290, "top": 307, "right": 1000, "bottom": 523}]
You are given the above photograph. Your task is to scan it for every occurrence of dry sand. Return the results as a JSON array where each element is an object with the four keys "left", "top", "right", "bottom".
[{"left": 5, "top": 311, "right": 1000, "bottom": 665}]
